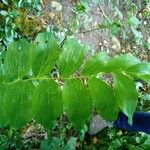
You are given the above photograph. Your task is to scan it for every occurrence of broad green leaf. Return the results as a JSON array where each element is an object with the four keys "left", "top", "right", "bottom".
[
  {"left": 58, "top": 38, "right": 86, "bottom": 77},
  {"left": 139, "top": 75, "right": 150, "bottom": 85},
  {"left": 125, "top": 63, "right": 150, "bottom": 75},
  {"left": 125, "top": 63, "right": 150, "bottom": 84},
  {"left": 88, "top": 77, "right": 119, "bottom": 121},
  {"left": 4, "top": 39, "right": 30, "bottom": 81},
  {"left": 114, "top": 73, "right": 138, "bottom": 124},
  {"left": 31, "top": 32, "right": 59, "bottom": 77},
  {"left": 81, "top": 52, "right": 109, "bottom": 76},
  {"left": 33, "top": 79, "right": 62, "bottom": 129},
  {"left": 2, "top": 80, "right": 34, "bottom": 128},
  {"left": 128, "top": 144, "right": 142, "bottom": 150},
  {"left": 141, "top": 145, "right": 150, "bottom": 150},
  {"left": 0, "top": 60, "right": 4, "bottom": 82},
  {"left": 105, "top": 53, "right": 140, "bottom": 73},
  {"left": 0, "top": 83, "right": 7, "bottom": 127},
  {"left": 0, "top": 60, "right": 2, "bottom": 80},
  {"left": 63, "top": 79, "right": 92, "bottom": 130}
]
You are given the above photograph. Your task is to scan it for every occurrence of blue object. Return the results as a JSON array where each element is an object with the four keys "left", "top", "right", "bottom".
[{"left": 113, "top": 112, "right": 150, "bottom": 134}]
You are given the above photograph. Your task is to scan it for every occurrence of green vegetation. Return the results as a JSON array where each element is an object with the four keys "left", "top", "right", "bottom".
[{"left": 0, "top": 0, "right": 150, "bottom": 149}]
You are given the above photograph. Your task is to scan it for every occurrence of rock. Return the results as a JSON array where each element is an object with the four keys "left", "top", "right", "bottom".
[{"left": 88, "top": 115, "right": 108, "bottom": 135}]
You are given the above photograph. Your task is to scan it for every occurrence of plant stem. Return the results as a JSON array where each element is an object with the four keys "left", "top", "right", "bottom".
[
  {"left": 98, "top": 5, "right": 112, "bottom": 23},
  {"left": 47, "top": 130, "right": 53, "bottom": 143},
  {"left": 3, "top": 75, "right": 90, "bottom": 85}
]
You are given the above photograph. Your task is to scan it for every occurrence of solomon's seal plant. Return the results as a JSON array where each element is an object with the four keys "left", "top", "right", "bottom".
[{"left": 0, "top": 32, "right": 149, "bottom": 139}]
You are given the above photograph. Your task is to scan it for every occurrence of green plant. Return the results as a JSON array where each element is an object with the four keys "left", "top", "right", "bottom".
[
  {"left": 41, "top": 137, "right": 77, "bottom": 150},
  {"left": 0, "top": 0, "right": 42, "bottom": 58},
  {"left": 0, "top": 32, "right": 150, "bottom": 148},
  {"left": 70, "top": 0, "right": 149, "bottom": 55}
]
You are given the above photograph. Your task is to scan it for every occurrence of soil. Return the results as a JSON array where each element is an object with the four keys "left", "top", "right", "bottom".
[{"left": 42, "top": 0, "right": 149, "bottom": 61}]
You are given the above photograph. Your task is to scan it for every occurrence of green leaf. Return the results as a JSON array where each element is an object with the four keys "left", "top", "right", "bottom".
[
  {"left": 63, "top": 79, "right": 92, "bottom": 130},
  {"left": 0, "top": 83, "right": 7, "bottom": 127},
  {"left": 88, "top": 77, "right": 119, "bottom": 121},
  {"left": 31, "top": 32, "right": 59, "bottom": 77},
  {"left": 111, "top": 24, "right": 119, "bottom": 35},
  {"left": 114, "top": 73, "right": 138, "bottom": 124},
  {"left": 58, "top": 38, "right": 86, "bottom": 77},
  {"left": 92, "top": 0, "right": 102, "bottom": 4},
  {"left": 125, "top": 63, "right": 150, "bottom": 75},
  {"left": 2, "top": 80, "right": 34, "bottom": 128},
  {"left": 105, "top": 53, "right": 140, "bottom": 73},
  {"left": 0, "top": 10, "right": 8, "bottom": 16},
  {"left": 141, "top": 144, "right": 150, "bottom": 150},
  {"left": 128, "top": 16, "right": 140, "bottom": 27},
  {"left": 141, "top": 94, "right": 150, "bottom": 101},
  {"left": 64, "top": 137, "right": 77, "bottom": 150},
  {"left": 131, "top": 27, "right": 143, "bottom": 39},
  {"left": 0, "top": 60, "right": 4, "bottom": 82},
  {"left": 81, "top": 52, "right": 109, "bottom": 76},
  {"left": 109, "top": 139, "right": 122, "bottom": 149},
  {"left": 125, "top": 63, "right": 150, "bottom": 84},
  {"left": 139, "top": 75, "right": 150, "bottom": 85},
  {"left": 40, "top": 139, "right": 51, "bottom": 150},
  {"left": 33, "top": 79, "right": 62, "bottom": 129},
  {"left": 128, "top": 144, "right": 142, "bottom": 150},
  {"left": 2, "top": 0, "right": 8, "bottom": 5},
  {"left": 114, "top": 7, "right": 123, "bottom": 20},
  {"left": 4, "top": 39, "right": 30, "bottom": 81}
]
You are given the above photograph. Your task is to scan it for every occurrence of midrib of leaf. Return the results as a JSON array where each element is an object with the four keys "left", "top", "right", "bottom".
[{"left": 2, "top": 75, "right": 91, "bottom": 86}]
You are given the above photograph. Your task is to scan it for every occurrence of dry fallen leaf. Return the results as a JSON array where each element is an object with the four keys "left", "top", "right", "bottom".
[
  {"left": 92, "top": 137, "right": 98, "bottom": 144},
  {"left": 51, "top": 1, "right": 62, "bottom": 12},
  {"left": 112, "top": 36, "right": 121, "bottom": 50}
]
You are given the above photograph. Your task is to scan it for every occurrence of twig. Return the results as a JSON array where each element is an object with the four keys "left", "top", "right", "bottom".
[
  {"left": 98, "top": 5, "right": 112, "bottom": 23},
  {"left": 59, "top": 29, "right": 72, "bottom": 47},
  {"left": 75, "top": 27, "right": 102, "bottom": 35},
  {"left": 75, "top": 23, "right": 112, "bottom": 35}
]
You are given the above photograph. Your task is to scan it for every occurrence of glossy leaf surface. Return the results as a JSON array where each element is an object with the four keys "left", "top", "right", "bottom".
[
  {"left": 114, "top": 73, "right": 138, "bottom": 124},
  {"left": 125, "top": 63, "right": 150, "bottom": 84},
  {"left": 58, "top": 38, "right": 86, "bottom": 77},
  {"left": 105, "top": 54, "right": 140, "bottom": 73},
  {"left": 31, "top": 32, "right": 59, "bottom": 77},
  {"left": 2, "top": 80, "right": 34, "bottom": 128},
  {"left": 81, "top": 52, "right": 109, "bottom": 76},
  {"left": 33, "top": 79, "right": 62, "bottom": 129},
  {"left": 4, "top": 39, "right": 30, "bottom": 81},
  {"left": 89, "top": 77, "right": 119, "bottom": 121},
  {"left": 63, "top": 79, "right": 92, "bottom": 129}
]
